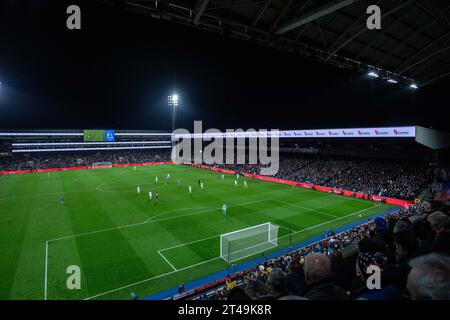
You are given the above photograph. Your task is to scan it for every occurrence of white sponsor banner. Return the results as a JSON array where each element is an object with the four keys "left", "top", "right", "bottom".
[{"left": 173, "top": 127, "right": 416, "bottom": 139}]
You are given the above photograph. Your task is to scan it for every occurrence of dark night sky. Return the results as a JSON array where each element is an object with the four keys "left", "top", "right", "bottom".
[{"left": 0, "top": 0, "right": 449, "bottom": 132}]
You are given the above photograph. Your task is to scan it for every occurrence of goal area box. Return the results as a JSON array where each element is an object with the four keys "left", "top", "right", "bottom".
[{"left": 220, "top": 222, "right": 279, "bottom": 263}]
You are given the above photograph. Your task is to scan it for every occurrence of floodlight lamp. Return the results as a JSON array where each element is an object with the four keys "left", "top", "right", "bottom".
[
  {"left": 368, "top": 72, "right": 379, "bottom": 78},
  {"left": 387, "top": 79, "right": 398, "bottom": 84}
]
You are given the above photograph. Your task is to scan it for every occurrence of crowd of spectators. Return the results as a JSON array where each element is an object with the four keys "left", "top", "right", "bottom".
[
  {"left": 215, "top": 156, "right": 430, "bottom": 200},
  {"left": 329, "top": 160, "right": 429, "bottom": 200},
  {"left": 1, "top": 153, "right": 431, "bottom": 200},
  {"left": 194, "top": 200, "right": 450, "bottom": 300},
  {"left": 0, "top": 150, "right": 171, "bottom": 171}
]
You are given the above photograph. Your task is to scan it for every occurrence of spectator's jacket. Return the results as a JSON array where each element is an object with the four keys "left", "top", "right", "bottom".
[
  {"left": 304, "top": 279, "right": 349, "bottom": 300},
  {"left": 354, "top": 285, "right": 402, "bottom": 300},
  {"left": 285, "top": 272, "right": 306, "bottom": 296},
  {"left": 431, "top": 231, "right": 450, "bottom": 256}
]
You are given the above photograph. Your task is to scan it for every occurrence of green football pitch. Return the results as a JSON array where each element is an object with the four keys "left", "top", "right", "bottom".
[{"left": 0, "top": 164, "right": 394, "bottom": 300}]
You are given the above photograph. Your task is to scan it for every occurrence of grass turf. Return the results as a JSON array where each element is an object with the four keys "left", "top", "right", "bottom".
[{"left": 0, "top": 164, "right": 394, "bottom": 300}]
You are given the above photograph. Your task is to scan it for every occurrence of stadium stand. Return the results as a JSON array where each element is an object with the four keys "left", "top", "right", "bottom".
[{"left": 172, "top": 200, "right": 450, "bottom": 300}]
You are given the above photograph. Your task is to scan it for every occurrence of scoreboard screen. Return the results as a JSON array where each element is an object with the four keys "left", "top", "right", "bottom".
[{"left": 83, "top": 130, "right": 115, "bottom": 142}]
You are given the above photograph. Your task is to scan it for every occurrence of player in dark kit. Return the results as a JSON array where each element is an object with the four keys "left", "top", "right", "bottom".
[{"left": 155, "top": 192, "right": 159, "bottom": 201}]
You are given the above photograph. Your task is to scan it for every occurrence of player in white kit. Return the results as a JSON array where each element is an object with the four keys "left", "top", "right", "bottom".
[
  {"left": 137, "top": 186, "right": 141, "bottom": 194},
  {"left": 188, "top": 185, "right": 192, "bottom": 195},
  {"left": 148, "top": 191, "right": 152, "bottom": 200}
]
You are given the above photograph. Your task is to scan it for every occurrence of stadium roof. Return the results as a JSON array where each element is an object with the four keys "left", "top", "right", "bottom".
[{"left": 97, "top": 0, "right": 450, "bottom": 87}]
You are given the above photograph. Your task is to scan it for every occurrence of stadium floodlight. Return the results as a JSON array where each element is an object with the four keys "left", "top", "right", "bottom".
[
  {"left": 168, "top": 94, "right": 178, "bottom": 107},
  {"left": 387, "top": 79, "right": 398, "bottom": 84},
  {"left": 410, "top": 83, "right": 418, "bottom": 89},
  {"left": 368, "top": 71, "right": 379, "bottom": 78},
  {"left": 168, "top": 93, "right": 179, "bottom": 136},
  {"left": 220, "top": 222, "right": 279, "bottom": 263}
]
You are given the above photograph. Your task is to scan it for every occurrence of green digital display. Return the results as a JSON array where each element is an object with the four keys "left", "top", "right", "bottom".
[{"left": 83, "top": 130, "right": 106, "bottom": 142}]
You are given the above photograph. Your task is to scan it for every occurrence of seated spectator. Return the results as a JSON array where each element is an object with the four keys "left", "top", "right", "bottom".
[
  {"left": 330, "top": 250, "right": 353, "bottom": 292},
  {"left": 407, "top": 253, "right": 450, "bottom": 300},
  {"left": 390, "top": 230, "right": 420, "bottom": 292},
  {"left": 260, "top": 268, "right": 288, "bottom": 300},
  {"left": 303, "top": 252, "right": 349, "bottom": 300},
  {"left": 241, "top": 272, "right": 270, "bottom": 299},
  {"left": 227, "top": 287, "right": 252, "bottom": 300},
  {"left": 427, "top": 211, "right": 450, "bottom": 255},
  {"left": 284, "top": 261, "right": 306, "bottom": 296},
  {"left": 370, "top": 217, "right": 391, "bottom": 253},
  {"left": 353, "top": 252, "right": 401, "bottom": 300}
]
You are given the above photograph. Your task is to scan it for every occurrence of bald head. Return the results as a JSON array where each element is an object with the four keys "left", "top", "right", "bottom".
[{"left": 304, "top": 252, "right": 332, "bottom": 285}]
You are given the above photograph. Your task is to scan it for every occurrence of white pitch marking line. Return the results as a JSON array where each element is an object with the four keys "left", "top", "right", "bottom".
[
  {"left": 82, "top": 203, "right": 385, "bottom": 300},
  {"left": 273, "top": 199, "right": 339, "bottom": 219},
  {"left": 44, "top": 240, "right": 49, "bottom": 300},
  {"left": 143, "top": 207, "right": 212, "bottom": 223},
  {"left": 157, "top": 250, "right": 177, "bottom": 271},
  {"left": 83, "top": 257, "right": 222, "bottom": 300},
  {"left": 159, "top": 224, "right": 295, "bottom": 253},
  {"left": 47, "top": 191, "right": 289, "bottom": 243},
  {"left": 278, "top": 203, "right": 380, "bottom": 240}
]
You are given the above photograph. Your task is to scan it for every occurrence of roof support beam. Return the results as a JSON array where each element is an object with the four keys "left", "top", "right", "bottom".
[
  {"left": 399, "top": 45, "right": 450, "bottom": 75},
  {"left": 253, "top": 0, "right": 271, "bottom": 27},
  {"left": 396, "top": 32, "right": 450, "bottom": 72},
  {"left": 193, "top": 0, "right": 210, "bottom": 25},
  {"left": 421, "top": 71, "right": 450, "bottom": 87},
  {"left": 275, "top": 0, "right": 360, "bottom": 35},
  {"left": 324, "top": 0, "right": 413, "bottom": 61},
  {"left": 269, "top": 0, "right": 294, "bottom": 33},
  {"left": 376, "top": 19, "right": 436, "bottom": 65}
]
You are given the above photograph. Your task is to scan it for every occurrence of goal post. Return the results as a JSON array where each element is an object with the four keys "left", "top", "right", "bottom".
[
  {"left": 220, "top": 222, "right": 279, "bottom": 263},
  {"left": 92, "top": 162, "right": 113, "bottom": 169}
]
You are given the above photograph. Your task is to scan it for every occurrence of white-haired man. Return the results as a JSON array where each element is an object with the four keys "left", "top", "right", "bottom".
[
  {"left": 303, "top": 252, "right": 349, "bottom": 300},
  {"left": 407, "top": 253, "right": 450, "bottom": 300}
]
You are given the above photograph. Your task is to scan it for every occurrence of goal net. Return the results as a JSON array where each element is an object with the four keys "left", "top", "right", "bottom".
[
  {"left": 220, "top": 222, "right": 279, "bottom": 263},
  {"left": 92, "top": 162, "right": 113, "bottom": 169}
]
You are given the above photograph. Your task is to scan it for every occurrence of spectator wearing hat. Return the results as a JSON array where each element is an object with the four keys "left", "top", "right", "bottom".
[
  {"left": 370, "top": 217, "right": 391, "bottom": 254},
  {"left": 353, "top": 252, "right": 401, "bottom": 300}
]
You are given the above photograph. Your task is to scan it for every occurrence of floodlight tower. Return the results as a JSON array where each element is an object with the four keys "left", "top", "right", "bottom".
[{"left": 168, "top": 94, "right": 179, "bottom": 133}]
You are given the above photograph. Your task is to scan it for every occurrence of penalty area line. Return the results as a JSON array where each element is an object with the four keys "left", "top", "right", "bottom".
[
  {"left": 44, "top": 240, "right": 48, "bottom": 300},
  {"left": 83, "top": 256, "right": 222, "bottom": 300},
  {"left": 81, "top": 203, "right": 385, "bottom": 300},
  {"left": 157, "top": 250, "right": 177, "bottom": 271}
]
